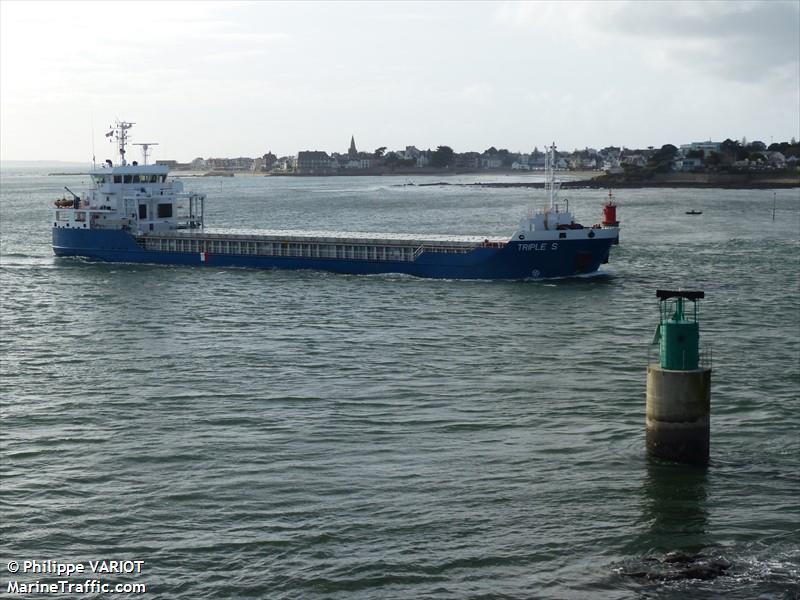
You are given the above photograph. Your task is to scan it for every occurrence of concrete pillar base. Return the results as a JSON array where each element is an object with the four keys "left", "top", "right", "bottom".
[{"left": 646, "top": 364, "right": 711, "bottom": 465}]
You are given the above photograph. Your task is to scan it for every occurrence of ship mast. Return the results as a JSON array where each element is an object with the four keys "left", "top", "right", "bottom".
[{"left": 106, "top": 120, "right": 135, "bottom": 166}]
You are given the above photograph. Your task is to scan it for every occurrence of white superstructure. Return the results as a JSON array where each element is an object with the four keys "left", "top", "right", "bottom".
[{"left": 52, "top": 120, "right": 205, "bottom": 234}]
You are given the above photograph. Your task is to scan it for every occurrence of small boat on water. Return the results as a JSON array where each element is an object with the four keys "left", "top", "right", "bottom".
[
  {"left": 686, "top": 210, "right": 703, "bottom": 215},
  {"left": 52, "top": 121, "right": 621, "bottom": 279}
]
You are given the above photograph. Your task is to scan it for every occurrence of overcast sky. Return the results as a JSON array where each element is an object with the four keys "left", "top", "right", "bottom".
[{"left": 1, "top": 1, "right": 798, "bottom": 162}]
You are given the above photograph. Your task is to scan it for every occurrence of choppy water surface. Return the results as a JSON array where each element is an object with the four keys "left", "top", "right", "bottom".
[{"left": 1, "top": 170, "right": 798, "bottom": 599}]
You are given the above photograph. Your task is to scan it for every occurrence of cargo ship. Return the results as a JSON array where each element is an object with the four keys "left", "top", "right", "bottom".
[{"left": 52, "top": 121, "right": 620, "bottom": 279}]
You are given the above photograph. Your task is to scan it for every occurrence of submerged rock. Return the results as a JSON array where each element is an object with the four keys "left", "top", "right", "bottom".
[{"left": 622, "top": 552, "right": 731, "bottom": 581}]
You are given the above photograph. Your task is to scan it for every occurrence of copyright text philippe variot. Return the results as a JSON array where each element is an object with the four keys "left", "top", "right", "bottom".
[{"left": 5, "top": 559, "right": 147, "bottom": 595}]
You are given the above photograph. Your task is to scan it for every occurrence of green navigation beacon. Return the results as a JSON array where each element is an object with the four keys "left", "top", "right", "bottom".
[
  {"left": 646, "top": 289, "right": 711, "bottom": 464},
  {"left": 653, "top": 290, "right": 704, "bottom": 370}
]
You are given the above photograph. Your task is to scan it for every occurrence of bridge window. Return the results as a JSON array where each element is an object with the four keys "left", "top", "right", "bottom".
[
  {"left": 138, "top": 204, "right": 147, "bottom": 219},
  {"left": 124, "top": 175, "right": 132, "bottom": 184},
  {"left": 157, "top": 203, "right": 173, "bottom": 218},
  {"left": 114, "top": 175, "right": 122, "bottom": 183}
]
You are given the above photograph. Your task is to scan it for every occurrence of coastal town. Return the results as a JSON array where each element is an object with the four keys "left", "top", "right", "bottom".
[{"left": 154, "top": 136, "right": 800, "bottom": 179}]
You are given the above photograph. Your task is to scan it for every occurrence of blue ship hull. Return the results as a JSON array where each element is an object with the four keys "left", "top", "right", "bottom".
[{"left": 53, "top": 228, "right": 616, "bottom": 280}]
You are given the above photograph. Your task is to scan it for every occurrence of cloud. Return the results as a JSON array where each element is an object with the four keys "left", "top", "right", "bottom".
[
  {"left": 592, "top": 1, "right": 799, "bottom": 85},
  {"left": 496, "top": 0, "right": 799, "bottom": 86},
  {"left": 2, "top": 1, "right": 797, "bottom": 160}
]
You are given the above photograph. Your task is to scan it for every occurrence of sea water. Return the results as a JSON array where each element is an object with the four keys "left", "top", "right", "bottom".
[{"left": 1, "top": 169, "right": 798, "bottom": 598}]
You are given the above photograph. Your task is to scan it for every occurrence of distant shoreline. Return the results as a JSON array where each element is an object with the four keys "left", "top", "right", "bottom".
[{"left": 40, "top": 169, "right": 800, "bottom": 189}]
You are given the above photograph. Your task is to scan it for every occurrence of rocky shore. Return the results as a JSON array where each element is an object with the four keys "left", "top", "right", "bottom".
[{"left": 415, "top": 172, "right": 799, "bottom": 190}]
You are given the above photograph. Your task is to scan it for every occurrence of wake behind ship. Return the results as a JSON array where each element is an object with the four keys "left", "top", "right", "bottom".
[{"left": 52, "top": 122, "right": 620, "bottom": 279}]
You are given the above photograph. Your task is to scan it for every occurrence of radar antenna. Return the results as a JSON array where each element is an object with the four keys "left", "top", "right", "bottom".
[
  {"left": 133, "top": 142, "right": 159, "bottom": 166},
  {"left": 105, "top": 120, "right": 135, "bottom": 166}
]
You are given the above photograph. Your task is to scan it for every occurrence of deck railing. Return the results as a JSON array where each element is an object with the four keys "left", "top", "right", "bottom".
[
  {"left": 137, "top": 230, "right": 491, "bottom": 263},
  {"left": 139, "top": 236, "right": 428, "bottom": 262}
]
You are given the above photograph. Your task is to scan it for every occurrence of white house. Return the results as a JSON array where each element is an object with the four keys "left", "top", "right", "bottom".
[
  {"left": 767, "top": 152, "right": 786, "bottom": 168},
  {"left": 680, "top": 141, "right": 722, "bottom": 154},
  {"left": 674, "top": 157, "right": 703, "bottom": 171},
  {"left": 621, "top": 154, "right": 647, "bottom": 167}
]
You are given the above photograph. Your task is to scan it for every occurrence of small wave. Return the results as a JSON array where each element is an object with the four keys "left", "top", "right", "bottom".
[{"left": 361, "top": 271, "right": 420, "bottom": 281}]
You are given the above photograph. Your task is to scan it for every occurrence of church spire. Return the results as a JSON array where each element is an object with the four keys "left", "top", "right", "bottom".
[{"left": 348, "top": 135, "right": 357, "bottom": 158}]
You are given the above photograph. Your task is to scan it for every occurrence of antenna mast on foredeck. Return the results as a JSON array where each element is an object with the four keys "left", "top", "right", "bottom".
[
  {"left": 106, "top": 120, "right": 135, "bottom": 166},
  {"left": 134, "top": 142, "right": 159, "bottom": 165},
  {"left": 544, "top": 143, "right": 561, "bottom": 211}
]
